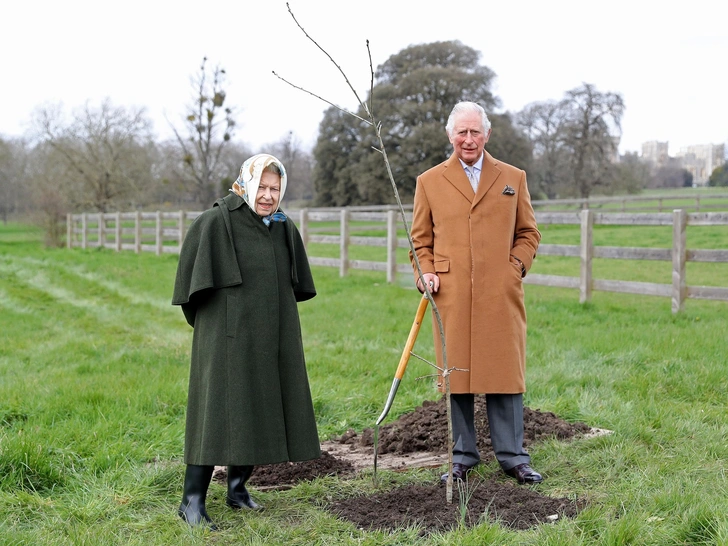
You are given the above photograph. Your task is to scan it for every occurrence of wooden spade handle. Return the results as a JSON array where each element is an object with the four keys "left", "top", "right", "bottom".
[{"left": 394, "top": 294, "right": 430, "bottom": 380}]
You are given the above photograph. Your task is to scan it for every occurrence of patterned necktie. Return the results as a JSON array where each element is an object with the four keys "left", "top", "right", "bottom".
[{"left": 466, "top": 166, "right": 479, "bottom": 192}]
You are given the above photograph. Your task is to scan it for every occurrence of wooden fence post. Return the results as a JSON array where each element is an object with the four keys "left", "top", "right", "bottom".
[
  {"left": 115, "top": 212, "right": 122, "bottom": 252},
  {"left": 299, "top": 208, "right": 309, "bottom": 249},
  {"left": 97, "top": 213, "right": 104, "bottom": 248},
  {"left": 178, "top": 210, "right": 185, "bottom": 248},
  {"left": 580, "top": 209, "right": 593, "bottom": 304},
  {"left": 81, "top": 213, "right": 88, "bottom": 249},
  {"left": 156, "top": 211, "right": 163, "bottom": 256},
  {"left": 672, "top": 209, "right": 687, "bottom": 313},
  {"left": 66, "top": 214, "right": 72, "bottom": 249},
  {"left": 340, "top": 208, "right": 349, "bottom": 277},
  {"left": 386, "top": 210, "right": 397, "bottom": 284},
  {"left": 135, "top": 210, "right": 142, "bottom": 253}
]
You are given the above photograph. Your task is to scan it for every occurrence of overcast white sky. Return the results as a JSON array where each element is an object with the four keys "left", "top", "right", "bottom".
[{"left": 2, "top": 0, "right": 726, "bottom": 158}]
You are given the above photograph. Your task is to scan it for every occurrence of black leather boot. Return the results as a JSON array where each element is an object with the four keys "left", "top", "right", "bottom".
[
  {"left": 178, "top": 464, "right": 217, "bottom": 529},
  {"left": 226, "top": 465, "right": 263, "bottom": 510}
]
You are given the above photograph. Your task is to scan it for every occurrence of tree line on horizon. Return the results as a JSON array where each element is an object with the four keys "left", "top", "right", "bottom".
[{"left": 1, "top": 42, "right": 722, "bottom": 245}]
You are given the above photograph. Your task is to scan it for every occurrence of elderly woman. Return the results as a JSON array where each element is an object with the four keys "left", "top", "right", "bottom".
[{"left": 172, "top": 154, "right": 319, "bottom": 527}]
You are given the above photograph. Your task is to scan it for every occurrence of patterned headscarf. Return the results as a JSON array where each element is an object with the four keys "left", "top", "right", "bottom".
[{"left": 231, "top": 153, "right": 288, "bottom": 217}]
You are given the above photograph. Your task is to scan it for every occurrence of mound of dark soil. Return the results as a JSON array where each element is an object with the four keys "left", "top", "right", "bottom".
[
  {"left": 249, "top": 450, "right": 355, "bottom": 487},
  {"left": 347, "top": 395, "right": 591, "bottom": 462},
  {"left": 331, "top": 478, "right": 581, "bottom": 533},
  {"left": 218, "top": 396, "right": 593, "bottom": 534},
  {"left": 213, "top": 451, "right": 355, "bottom": 488}
]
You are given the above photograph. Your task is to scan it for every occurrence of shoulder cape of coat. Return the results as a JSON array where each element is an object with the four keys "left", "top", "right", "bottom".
[{"left": 172, "top": 194, "right": 316, "bottom": 326}]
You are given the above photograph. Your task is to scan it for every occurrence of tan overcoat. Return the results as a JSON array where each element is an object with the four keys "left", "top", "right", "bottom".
[{"left": 410, "top": 151, "right": 541, "bottom": 394}]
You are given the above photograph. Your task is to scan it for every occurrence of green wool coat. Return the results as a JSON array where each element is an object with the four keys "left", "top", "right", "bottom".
[{"left": 172, "top": 193, "right": 320, "bottom": 466}]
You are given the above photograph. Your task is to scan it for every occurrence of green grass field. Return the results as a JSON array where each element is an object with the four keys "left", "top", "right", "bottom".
[
  {"left": 532, "top": 187, "right": 728, "bottom": 213},
  {"left": 1, "top": 222, "right": 727, "bottom": 545}
]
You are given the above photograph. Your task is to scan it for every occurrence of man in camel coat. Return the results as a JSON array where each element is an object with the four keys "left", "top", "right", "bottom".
[{"left": 410, "top": 101, "right": 543, "bottom": 484}]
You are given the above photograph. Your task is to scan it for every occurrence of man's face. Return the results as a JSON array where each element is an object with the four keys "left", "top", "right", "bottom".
[{"left": 448, "top": 111, "right": 491, "bottom": 166}]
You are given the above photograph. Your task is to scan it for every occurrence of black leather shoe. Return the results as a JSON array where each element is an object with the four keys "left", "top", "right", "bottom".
[
  {"left": 504, "top": 463, "right": 543, "bottom": 484},
  {"left": 440, "top": 463, "right": 476, "bottom": 484}
]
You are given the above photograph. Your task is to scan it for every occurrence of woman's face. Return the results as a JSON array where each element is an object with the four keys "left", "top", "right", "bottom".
[{"left": 256, "top": 171, "right": 281, "bottom": 216}]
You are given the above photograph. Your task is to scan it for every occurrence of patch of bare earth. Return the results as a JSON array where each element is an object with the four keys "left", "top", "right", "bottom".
[
  {"left": 330, "top": 478, "right": 582, "bottom": 533},
  {"left": 222, "top": 396, "right": 601, "bottom": 533}
]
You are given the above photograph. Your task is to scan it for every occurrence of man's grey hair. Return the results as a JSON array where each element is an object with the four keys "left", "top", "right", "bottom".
[{"left": 445, "top": 101, "right": 491, "bottom": 137}]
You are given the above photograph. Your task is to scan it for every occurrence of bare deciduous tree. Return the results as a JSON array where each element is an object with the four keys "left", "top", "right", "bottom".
[
  {"left": 25, "top": 143, "right": 71, "bottom": 247},
  {"left": 517, "top": 100, "right": 569, "bottom": 199},
  {"left": 169, "top": 57, "right": 237, "bottom": 208},
  {"left": 563, "top": 83, "right": 624, "bottom": 198},
  {"left": 33, "top": 99, "right": 155, "bottom": 212},
  {"left": 0, "top": 137, "right": 31, "bottom": 224},
  {"left": 155, "top": 139, "right": 251, "bottom": 209},
  {"left": 518, "top": 83, "right": 624, "bottom": 199},
  {"left": 268, "top": 131, "right": 314, "bottom": 204}
]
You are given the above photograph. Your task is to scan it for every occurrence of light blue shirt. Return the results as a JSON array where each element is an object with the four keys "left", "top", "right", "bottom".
[{"left": 458, "top": 154, "right": 484, "bottom": 191}]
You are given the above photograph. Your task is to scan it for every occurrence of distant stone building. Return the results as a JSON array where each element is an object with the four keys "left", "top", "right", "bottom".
[
  {"left": 676, "top": 144, "right": 726, "bottom": 186},
  {"left": 609, "top": 136, "right": 621, "bottom": 163},
  {"left": 641, "top": 141, "right": 669, "bottom": 166},
  {"left": 641, "top": 141, "right": 726, "bottom": 187}
]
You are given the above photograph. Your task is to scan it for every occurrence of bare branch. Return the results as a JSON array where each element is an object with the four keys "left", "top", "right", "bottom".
[
  {"left": 416, "top": 367, "right": 468, "bottom": 382},
  {"left": 366, "top": 40, "right": 374, "bottom": 118},
  {"left": 443, "top": 367, "right": 469, "bottom": 377},
  {"left": 282, "top": 2, "right": 455, "bottom": 504},
  {"left": 272, "top": 71, "right": 371, "bottom": 125},
  {"left": 409, "top": 351, "right": 441, "bottom": 372},
  {"left": 285, "top": 3, "right": 368, "bottom": 110}
]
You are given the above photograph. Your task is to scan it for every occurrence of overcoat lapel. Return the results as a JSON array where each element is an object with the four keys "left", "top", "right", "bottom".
[
  {"left": 472, "top": 150, "right": 501, "bottom": 209},
  {"left": 442, "top": 154, "right": 475, "bottom": 202}
]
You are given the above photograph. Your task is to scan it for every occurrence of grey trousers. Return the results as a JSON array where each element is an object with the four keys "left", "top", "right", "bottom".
[{"left": 450, "top": 393, "right": 530, "bottom": 471}]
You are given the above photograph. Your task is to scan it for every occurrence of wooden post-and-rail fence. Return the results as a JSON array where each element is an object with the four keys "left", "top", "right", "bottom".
[{"left": 67, "top": 208, "right": 728, "bottom": 313}]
